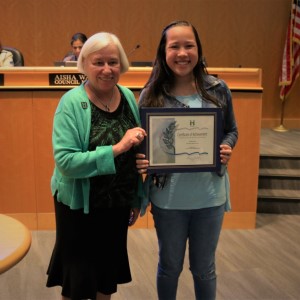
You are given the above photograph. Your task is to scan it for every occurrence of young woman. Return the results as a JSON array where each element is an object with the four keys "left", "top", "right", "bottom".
[
  {"left": 63, "top": 32, "right": 87, "bottom": 62},
  {"left": 139, "top": 20, "right": 238, "bottom": 300}
]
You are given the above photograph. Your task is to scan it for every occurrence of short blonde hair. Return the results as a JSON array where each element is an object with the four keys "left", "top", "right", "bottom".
[{"left": 77, "top": 32, "right": 129, "bottom": 74}]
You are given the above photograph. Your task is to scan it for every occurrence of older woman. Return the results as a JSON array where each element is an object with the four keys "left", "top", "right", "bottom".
[{"left": 46, "top": 32, "right": 147, "bottom": 300}]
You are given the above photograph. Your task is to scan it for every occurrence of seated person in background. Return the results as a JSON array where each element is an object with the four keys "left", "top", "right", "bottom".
[
  {"left": 63, "top": 32, "right": 87, "bottom": 62},
  {"left": 0, "top": 41, "right": 14, "bottom": 67}
]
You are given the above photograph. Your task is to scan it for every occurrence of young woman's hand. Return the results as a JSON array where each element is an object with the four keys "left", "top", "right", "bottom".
[
  {"left": 136, "top": 153, "right": 149, "bottom": 174},
  {"left": 220, "top": 144, "right": 232, "bottom": 164}
]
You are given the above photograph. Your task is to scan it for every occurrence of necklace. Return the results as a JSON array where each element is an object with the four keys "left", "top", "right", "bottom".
[{"left": 94, "top": 87, "right": 115, "bottom": 112}]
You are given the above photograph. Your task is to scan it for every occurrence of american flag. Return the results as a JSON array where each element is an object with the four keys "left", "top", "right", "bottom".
[{"left": 279, "top": 0, "right": 300, "bottom": 100}]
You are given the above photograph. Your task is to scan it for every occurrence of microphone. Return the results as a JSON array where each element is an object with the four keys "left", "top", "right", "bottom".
[{"left": 127, "top": 44, "right": 141, "bottom": 57}]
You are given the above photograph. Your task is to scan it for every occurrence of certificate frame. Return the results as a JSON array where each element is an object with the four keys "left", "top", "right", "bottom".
[{"left": 140, "top": 107, "right": 223, "bottom": 174}]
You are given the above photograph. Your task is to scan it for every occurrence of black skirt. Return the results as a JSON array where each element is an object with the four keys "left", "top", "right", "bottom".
[{"left": 46, "top": 199, "right": 132, "bottom": 300}]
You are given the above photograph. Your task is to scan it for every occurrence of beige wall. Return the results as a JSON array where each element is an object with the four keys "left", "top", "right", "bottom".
[{"left": 2, "top": 0, "right": 299, "bottom": 127}]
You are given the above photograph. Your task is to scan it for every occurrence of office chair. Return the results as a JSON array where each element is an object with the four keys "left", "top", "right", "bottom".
[{"left": 2, "top": 47, "right": 25, "bottom": 66}]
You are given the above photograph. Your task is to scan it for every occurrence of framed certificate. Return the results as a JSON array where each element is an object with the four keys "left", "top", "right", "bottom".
[{"left": 140, "top": 107, "right": 223, "bottom": 173}]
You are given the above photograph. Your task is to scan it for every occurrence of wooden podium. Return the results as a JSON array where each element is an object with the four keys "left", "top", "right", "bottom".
[{"left": 0, "top": 67, "right": 262, "bottom": 230}]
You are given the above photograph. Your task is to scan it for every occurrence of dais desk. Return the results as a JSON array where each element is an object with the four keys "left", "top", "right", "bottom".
[{"left": 0, "top": 67, "right": 263, "bottom": 230}]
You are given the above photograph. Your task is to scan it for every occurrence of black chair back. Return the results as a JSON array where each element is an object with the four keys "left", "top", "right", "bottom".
[{"left": 2, "top": 47, "right": 25, "bottom": 66}]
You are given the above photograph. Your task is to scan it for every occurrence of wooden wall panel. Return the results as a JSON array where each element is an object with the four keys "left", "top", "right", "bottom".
[
  {"left": 0, "top": 92, "right": 36, "bottom": 213},
  {"left": 229, "top": 93, "right": 262, "bottom": 212},
  {"left": 32, "top": 92, "right": 62, "bottom": 213},
  {"left": 2, "top": 0, "right": 298, "bottom": 127}
]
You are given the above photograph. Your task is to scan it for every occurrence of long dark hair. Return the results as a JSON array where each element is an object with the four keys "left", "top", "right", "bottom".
[{"left": 142, "top": 20, "right": 219, "bottom": 107}]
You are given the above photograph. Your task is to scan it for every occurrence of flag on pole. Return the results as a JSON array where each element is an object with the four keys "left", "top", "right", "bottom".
[{"left": 279, "top": 0, "right": 300, "bottom": 100}]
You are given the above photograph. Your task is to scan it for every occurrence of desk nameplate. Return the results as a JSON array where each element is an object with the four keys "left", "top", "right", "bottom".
[{"left": 48, "top": 73, "right": 87, "bottom": 86}]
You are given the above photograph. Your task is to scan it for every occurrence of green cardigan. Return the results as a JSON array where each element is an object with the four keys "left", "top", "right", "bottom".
[{"left": 50, "top": 83, "right": 143, "bottom": 213}]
